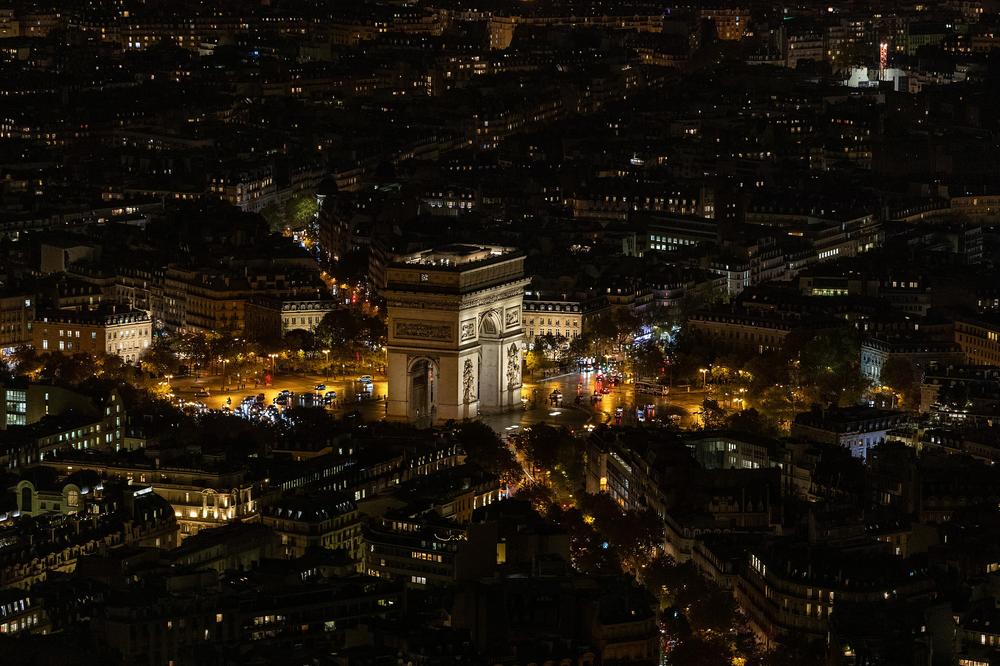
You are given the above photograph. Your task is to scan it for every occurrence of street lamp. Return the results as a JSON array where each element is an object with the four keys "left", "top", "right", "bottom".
[
  {"left": 220, "top": 358, "right": 229, "bottom": 391},
  {"left": 268, "top": 353, "right": 278, "bottom": 384},
  {"left": 699, "top": 368, "right": 708, "bottom": 389},
  {"left": 322, "top": 349, "right": 330, "bottom": 381}
]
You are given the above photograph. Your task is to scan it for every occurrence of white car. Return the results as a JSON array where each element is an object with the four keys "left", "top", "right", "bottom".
[{"left": 357, "top": 375, "right": 374, "bottom": 384}]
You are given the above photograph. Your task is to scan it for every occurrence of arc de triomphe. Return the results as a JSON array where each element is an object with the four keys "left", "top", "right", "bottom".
[{"left": 383, "top": 245, "right": 528, "bottom": 424}]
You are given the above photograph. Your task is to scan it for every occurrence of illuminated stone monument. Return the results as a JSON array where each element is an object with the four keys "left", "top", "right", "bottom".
[{"left": 384, "top": 245, "right": 528, "bottom": 423}]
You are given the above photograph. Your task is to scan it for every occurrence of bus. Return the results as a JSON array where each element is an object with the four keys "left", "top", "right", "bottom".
[{"left": 634, "top": 381, "right": 669, "bottom": 396}]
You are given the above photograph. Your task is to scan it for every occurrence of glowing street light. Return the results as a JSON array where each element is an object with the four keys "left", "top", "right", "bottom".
[{"left": 220, "top": 357, "right": 229, "bottom": 391}]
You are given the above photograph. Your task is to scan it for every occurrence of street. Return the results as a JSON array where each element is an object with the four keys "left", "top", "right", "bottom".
[
  {"left": 168, "top": 371, "right": 389, "bottom": 419},
  {"left": 166, "top": 369, "right": 706, "bottom": 430},
  {"left": 517, "top": 371, "right": 707, "bottom": 430}
]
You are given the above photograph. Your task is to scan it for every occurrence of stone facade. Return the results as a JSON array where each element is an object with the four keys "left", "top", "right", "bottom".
[{"left": 383, "top": 245, "right": 528, "bottom": 423}]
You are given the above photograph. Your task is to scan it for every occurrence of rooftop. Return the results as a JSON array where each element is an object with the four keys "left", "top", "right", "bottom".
[{"left": 395, "top": 244, "right": 519, "bottom": 268}]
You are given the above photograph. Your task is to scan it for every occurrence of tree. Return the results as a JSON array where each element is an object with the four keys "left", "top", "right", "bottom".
[
  {"left": 517, "top": 481, "right": 555, "bottom": 512},
  {"left": 453, "top": 422, "right": 523, "bottom": 484},
  {"left": 643, "top": 555, "right": 689, "bottom": 600},
  {"left": 608, "top": 507, "right": 664, "bottom": 569},
  {"left": 754, "top": 385, "right": 796, "bottom": 431},
  {"left": 175, "top": 332, "right": 213, "bottom": 370},
  {"left": 260, "top": 191, "right": 318, "bottom": 233},
  {"left": 519, "top": 424, "right": 583, "bottom": 497},
  {"left": 314, "top": 309, "right": 360, "bottom": 351},
  {"left": 670, "top": 328, "right": 714, "bottom": 383},
  {"left": 726, "top": 407, "right": 778, "bottom": 437},
  {"left": 699, "top": 399, "right": 727, "bottom": 430},
  {"left": 525, "top": 346, "right": 554, "bottom": 375},
  {"left": 793, "top": 328, "right": 868, "bottom": 406},
  {"left": 668, "top": 635, "right": 732, "bottom": 666},
  {"left": 284, "top": 329, "right": 315, "bottom": 352},
  {"left": 314, "top": 310, "right": 386, "bottom": 356},
  {"left": 685, "top": 585, "right": 738, "bottom": 634},
  {"left": 588, "top": 310, "right": 640, "bottom": 355},
  {"left": 532, "top": 334, "right": 566, "bottom": 363},
  {"left": 40, "top": 353, "right": 94, "bottom": 385},
  {"left": 632, "top": 341, "right": 666, "bottom": 381},
  {"left": 140, "top": 337, "right": 180, "bottom": 376},
  {"left": 745, "top": 352, "right": 789, "bottom": 393},
  {"left": 879, "top": 357, "right": 917, "bottom": 407},
  {"left": 567, "top": 333, "right": 593, "bottom": 360},
  {"left": 9, "top": 346, "right": 42, "bottom": 376}
]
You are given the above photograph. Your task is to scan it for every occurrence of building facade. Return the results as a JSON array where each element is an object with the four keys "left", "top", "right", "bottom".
[
  {"left": 860, "top": 337, "right": 966, "bottom": 383},
  {"left": 522, "top": 291, "right": 608, "bottom": 344},
  {"left": 0, "top": 293, "right": 34, "bottom": 352},
  {"left": 32, "top": 308, "right": 151, "bottom": 362},
  {"left": 792, "top": 407, "right": 909, "bottom": 460},
  {"left": 956, "top": 317, "right": 1000, "bottom": 366}
]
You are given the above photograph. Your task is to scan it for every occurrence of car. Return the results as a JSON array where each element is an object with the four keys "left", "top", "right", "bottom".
[
  {"left": 194, "top": 388, "right": 210, "bottom": 398},
  {"left": 278, "top": 389, "right": 292, "bottom": 396},
  {"left": 274, "top": 395, "right": 288, "bottom": 406},
  {"left": 314, "top": 383, "right": 326, "bottom": 391},
  {"left": 357, "top": 375, "right": 374, "bottom": 384},
  {"left": 256, "top": 393, "right": 266, "bottom": 403},
  {"left": 324, "top": 391, "right": 338, "bottom": 404}
]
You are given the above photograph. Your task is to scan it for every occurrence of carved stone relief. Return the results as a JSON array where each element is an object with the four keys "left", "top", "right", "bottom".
[
  {"left": 506, "top": 342, "right": 521, "bottom": 390},
  {"left": 395, "top": 320, "right": 453, "bottom": 342},
  {"left": 463, "top": 359, "right": 476, "bottom": 403}
]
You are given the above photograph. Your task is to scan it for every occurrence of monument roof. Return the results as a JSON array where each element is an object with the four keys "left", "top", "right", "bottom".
[{"left": 394, "top": 245, "right": 520, "bottom": 270}]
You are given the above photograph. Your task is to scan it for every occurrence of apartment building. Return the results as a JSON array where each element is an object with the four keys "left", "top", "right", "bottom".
[{"left": 32, "top": 308, "right": 151, "bottom": 363}]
